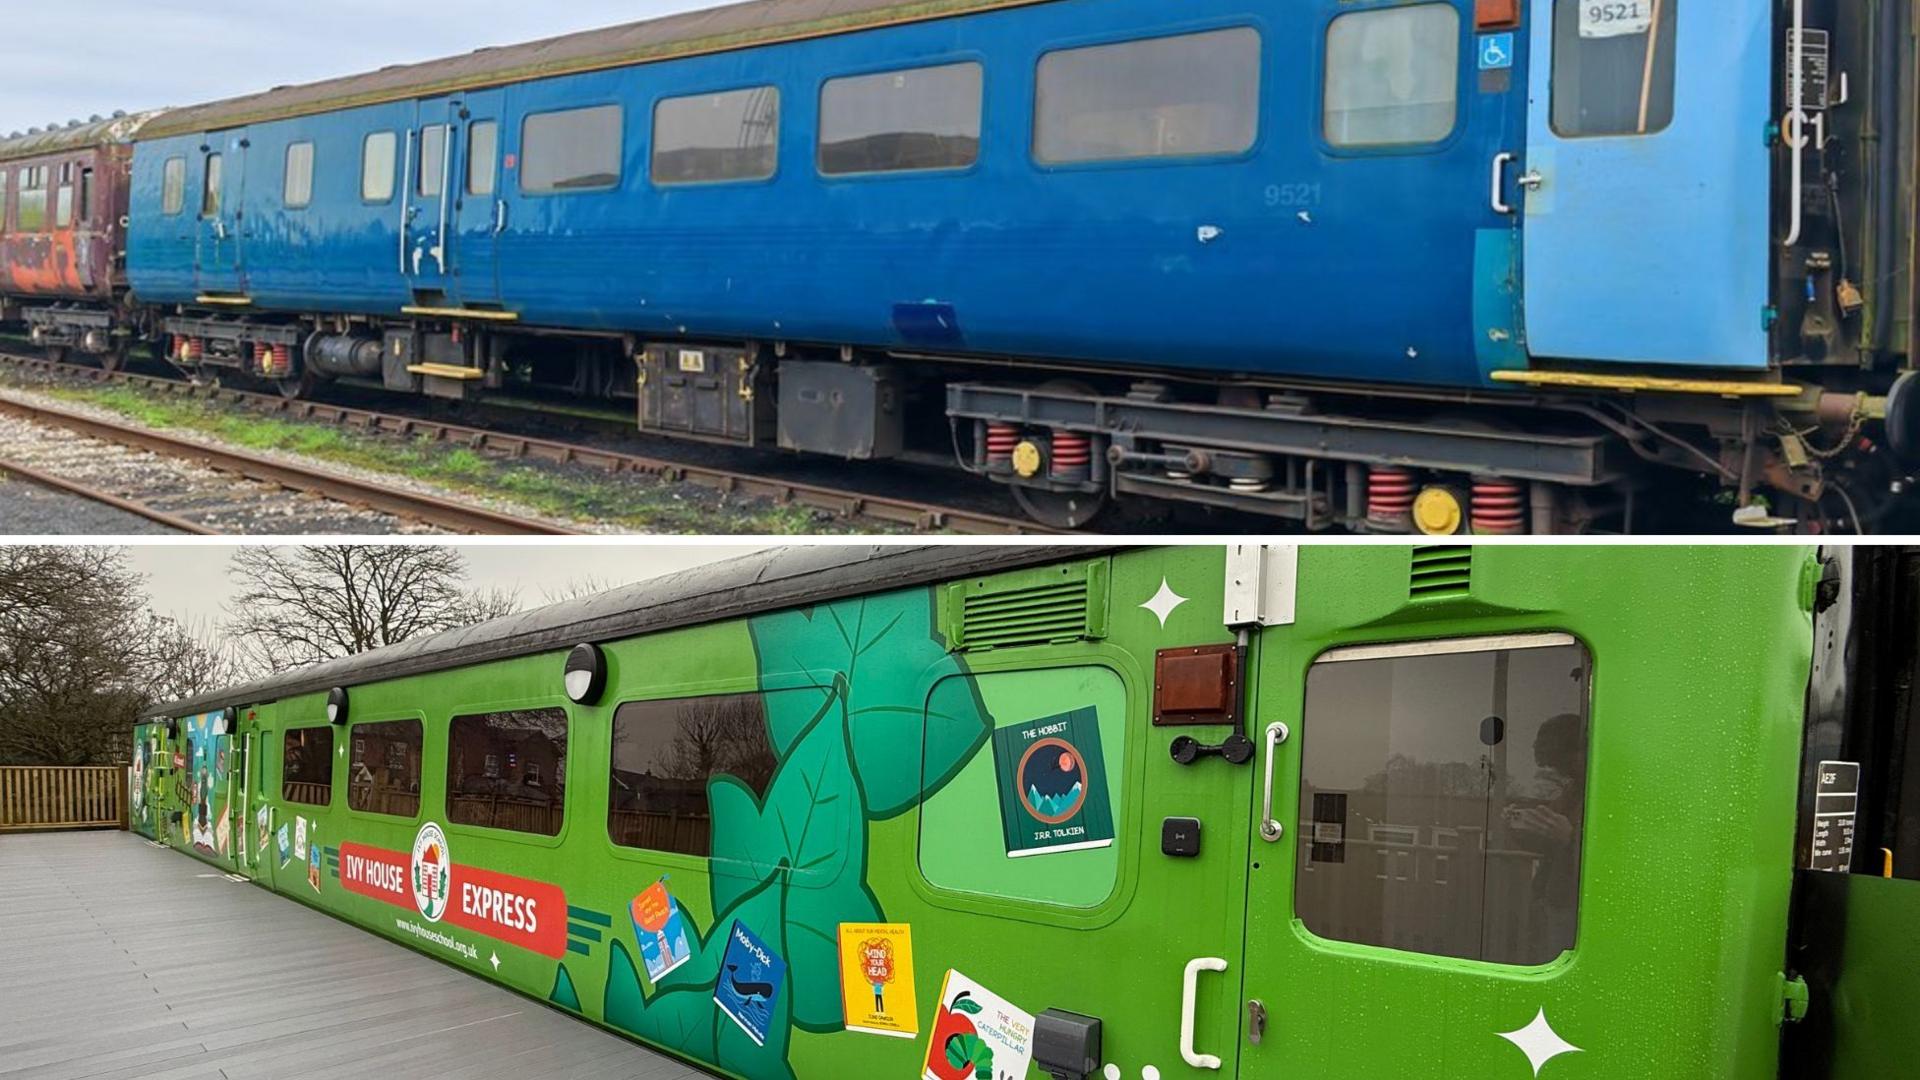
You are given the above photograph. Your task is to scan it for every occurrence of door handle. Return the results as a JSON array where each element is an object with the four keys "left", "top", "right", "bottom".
[
  {"left": 494, "top": 199, "right": 508, "bottom": 236},
  {"left": 1259, "top": 721, "right": 1290, "bottom": 843},
  {"left": 1490, "top": 151, "right": 1516, "bottom": 214},
  {"left": 1181, "top": 957, "right": 1229, "bottom": 1070}
]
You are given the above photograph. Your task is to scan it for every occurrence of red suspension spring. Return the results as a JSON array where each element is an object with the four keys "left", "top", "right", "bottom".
[
  {"left": 1471, "top": 478, "right": 1528, "bottom": 535},
  {"left": 178, "top": 337, "right": 203, "bottom": 362},
  {"left": 984, "top": 423, "right": 1020, "bottom": 473},
  {"left": 254, "top": 342, "right": 293, "bottom": 378},
  {"left": 1366, "top": 468, "right": 1417, "bottom": 532},
  {"left": 1051, "top": 430, "right": 1093, "bottom": 482}
]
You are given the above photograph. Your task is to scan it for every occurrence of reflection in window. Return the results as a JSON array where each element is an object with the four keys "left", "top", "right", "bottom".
[
  {"left": 608, "top": 694, "right": 777, "bottom": 857},
  {"left": 418, "top": 126, "right": 447, "bottom": 198},
  {"left": 1034, "top": 28, "right": 1261, "bottom": 164},
  {"left": 162, "top": 157, "right": 187, "bottom": 215},
  {"left": 1296, "top": 636, "right": 1591, "bottom": 966},
  {"left": 448, "top": 708, "right": 569, "bottom": 836},
  {"left": 282, "top": 727, "right": 334, "bottom": 806},
  {"left": 1324, "top": 3, "right": 1461, "bottom": 147},
  {"left": 202, "top": 154, "right": 223, "bottom": 217},
  {"left": 653, "top": 88, "right": 780, "bottom": 185},
  {"left": 347, "top": 718, "right": 422, "bottom": 817},
  {"left": 17, "top": 167, "right": 46, "bottom": 231},
  {"left": 362, "top": 132, "right": 397, "bottom": 202},
  {"left": 1551, "top": 0, "right": 1677, "bottom": 136},
  {"left": 523, "top": 106, "right": 623, "bottom": 193},
  {"left": 819, "top": 63, "right": 983, "bottom": 175}
]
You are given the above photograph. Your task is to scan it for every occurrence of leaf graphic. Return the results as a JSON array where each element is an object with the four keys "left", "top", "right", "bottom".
[
  {"left": 946, "top": 1033, "right": 993, "bottom": 1074},
  {"left": 952, "top": 996, "right": 985, "bottom": 1015}
]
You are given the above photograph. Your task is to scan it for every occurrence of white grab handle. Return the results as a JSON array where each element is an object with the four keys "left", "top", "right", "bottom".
[
  {"left": 1260, "top": 722, "right": 1290, "bottom": 843},
  {"left": 1490, "top": 152, "right": 1516, "bottom": 214},
  {"left": 1181, "top": 957, "right": 1228, "bottom": 1070}
]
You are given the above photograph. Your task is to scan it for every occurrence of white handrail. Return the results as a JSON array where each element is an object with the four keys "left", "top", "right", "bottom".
[
  {"left": 1181, "top": 957, "right": 1228, "bottom": 1070},
  {"left": 1785, "top": 0, "right": 1808, "bottom": 247}
]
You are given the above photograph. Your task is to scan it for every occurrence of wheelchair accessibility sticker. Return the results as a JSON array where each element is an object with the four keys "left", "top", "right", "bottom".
[{"left": 1479, "top": 33, "right": 1515, "bottom": 71}]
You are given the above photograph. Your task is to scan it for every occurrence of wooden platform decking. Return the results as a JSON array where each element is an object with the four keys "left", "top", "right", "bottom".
[{"left": 0, "top": 831, "right": 710, "bottom": 1080}]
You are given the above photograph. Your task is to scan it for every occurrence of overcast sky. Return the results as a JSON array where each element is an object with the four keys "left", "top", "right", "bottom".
[
  {"left": 124, "top": 543, "right": 769, "bottom": 627},
  {"left": 0, "top": 1, "right": 722, "bottom": 135}
]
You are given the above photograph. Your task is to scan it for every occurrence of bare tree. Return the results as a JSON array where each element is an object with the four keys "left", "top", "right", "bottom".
[
  {"left": 224, "top": 546, "right": 520, "bottom": 673},
  {"left": 540, "top": 575, "right": 631, "bottom": 605}
]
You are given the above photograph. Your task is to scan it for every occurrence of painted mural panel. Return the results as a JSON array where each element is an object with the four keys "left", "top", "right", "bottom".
[{"left": 181, "top": 712, "right": 232, "bottom": 859}]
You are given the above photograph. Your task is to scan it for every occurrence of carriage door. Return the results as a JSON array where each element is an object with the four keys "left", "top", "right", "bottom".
[
  {"left": 1520, "top": 0, "right": 1772, "bottom": 368},
  {"left": 250, "top": 723, "right": 277, "bottom": 887},
  {"left": 1240, "top": 632, "right": 1594, "bottom": 1076},
  {"left": 404, "top": 100, "right": 456, "bottom": 300},
  {"left": 194, "top": 128, "right": 248, "bottom": 297},
  {"left": 451, "top": 88, "right": 505, "bottom": 309}
]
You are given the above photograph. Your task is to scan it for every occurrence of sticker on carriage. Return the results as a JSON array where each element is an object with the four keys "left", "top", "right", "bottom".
[
  {"left": 992, "top": 707, "right": 1114, "bottom": 859},
  {"left": 411, "top": 822, "right": 452, "bottom": 921},
  {"left": 1478, "top": 32, "right": 1515, "bottom": 71},
  {"left": 838, "top": 922, "right": 918, "bottom": 1039},
  {"left": 308, "top": 839, "right": 324, "bottom": 893},
  {"left": 630, "top": 878, "right": 693, "bottom": 983},
  {"left": 923, "top": 970, "right": 1035, "bottom": 1080},
  {"left": 255, "top": 805, "right": 270, "bottom": 856},
  {"left": 714, "top": 921, "right": 787, "bottom": 1047},
  {"left": 1579, "top": 1, "right": 1655, "bottom": 38},
  {"left": 276, "top": 822, "right": 292, "bottom": 868},
  {"left": 294, "top": 815, "right": 308, "bottom": 860}
]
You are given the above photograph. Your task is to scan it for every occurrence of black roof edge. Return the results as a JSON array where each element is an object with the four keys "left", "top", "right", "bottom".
[{"left": 147, "top": 544, "right": 1120, "bottom": 723}]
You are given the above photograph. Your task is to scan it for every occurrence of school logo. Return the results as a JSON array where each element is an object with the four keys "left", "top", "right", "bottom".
[{"left": 411, "top": 822, "right": 452, "bottom": 922}]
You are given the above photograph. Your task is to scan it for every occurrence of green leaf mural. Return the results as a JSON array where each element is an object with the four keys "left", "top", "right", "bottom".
[{"left": 591, "top": 588, "right": 991, "bottom": 1080}]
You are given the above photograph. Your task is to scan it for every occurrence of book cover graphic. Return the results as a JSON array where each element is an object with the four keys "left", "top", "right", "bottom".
[
  {"left": 307, "top": 827, "right": 323, "bottom": 893},
  {"left": 255, "top": 805, "right": 271, "bottom": 856},
  {"left": 991, "top": 707, "right": 1114, "bottom": 858},
  {"left": 630, "top": 879, "right": 693, "bottom": 984},
  {"left": 294, "top": 815, "right": 308, "bottom": 860},
  {"left": 276, "top": 823, "right": 292, "bottom": 868},
  {"left": 921, "top": 970, "right": 1035, "bottom": 1080},
  {"left": 837, "top": 922, "right": 918, "bottom": 1039},
  {"left": 713, "top": 921, "right": 787, "bottom": 1047}
]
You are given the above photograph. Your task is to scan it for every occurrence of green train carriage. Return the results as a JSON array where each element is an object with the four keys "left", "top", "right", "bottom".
[{"left": 141, "top": 545, "right": 1918, "bottom": 1080}]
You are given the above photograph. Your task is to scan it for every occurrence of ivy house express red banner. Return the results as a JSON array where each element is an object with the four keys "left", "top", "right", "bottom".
[{"left": 338, "top": 834, "right": 568, "bottom": 959}]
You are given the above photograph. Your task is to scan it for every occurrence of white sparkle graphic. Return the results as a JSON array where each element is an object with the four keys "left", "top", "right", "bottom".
[
  {"left": 1498, "top": 1009, "right": 1582, "bottom": 1076},
  {"left": 489, "top": 952, "right": 501, "bottom": 972},
  {"left": 1141, "top": 578, "right": 1188, "bottom": 629}
]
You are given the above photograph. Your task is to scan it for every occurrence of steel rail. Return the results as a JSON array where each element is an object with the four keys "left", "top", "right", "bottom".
[
  {"left": 0, "top": 454, "right": 216, "bottom": 534},
  {"left": 0, "top": 352, "right": 1063, "bottom": 535},
  {"left": 0, "top": 393, "right": 579, "bottom": 536}
]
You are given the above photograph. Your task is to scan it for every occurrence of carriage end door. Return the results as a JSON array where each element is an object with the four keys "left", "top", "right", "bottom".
[
  {"left": 451, "top": 88, "right": 506, "bottom": 309},
  {"left": 404, "top": 101, "right": 455, "bottom": 300},
  {"left": 193, "top": 130, "right": 247, "bottom": 297}
]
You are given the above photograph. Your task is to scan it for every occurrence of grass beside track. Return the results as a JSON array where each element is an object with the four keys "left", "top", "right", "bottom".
[{"left": 24, "top": 381, "right": 870, "bottom": 535}]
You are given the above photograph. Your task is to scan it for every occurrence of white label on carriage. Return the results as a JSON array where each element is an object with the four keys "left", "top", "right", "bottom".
[
  {"left": 678, "top": 349, "right": 708, "bottom": 374},
  {"left": 1578, "top": 2, "right": 1655, "bottom": 38}
]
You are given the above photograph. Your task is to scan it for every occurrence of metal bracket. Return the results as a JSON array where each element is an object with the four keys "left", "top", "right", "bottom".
[{"left": 1224, "top": 545, "right": 1299, "bottom": 629}]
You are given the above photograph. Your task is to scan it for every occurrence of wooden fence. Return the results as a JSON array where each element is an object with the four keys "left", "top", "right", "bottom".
[{"left": 0, "top": 766, "right": 128, "bottom": 832}]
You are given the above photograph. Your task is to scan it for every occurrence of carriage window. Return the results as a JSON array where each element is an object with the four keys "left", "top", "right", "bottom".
[
  {"left": 201, "top": 154, "right": 223, "bottom": 217},
  {"left": 361, "top": 132, "right": 396, "bottom": 202},
  {"left": 608, "top": 694, "right": 776, "bottom": 857},
  {"left": 448, "top": 708, "right": 569, "bottom": 836},
  {"left": 418, "top": 125, "right": 447, "bottom": 198},
  {"left": 1551, "top": 0, "right": 1677, "bottom": 136},
  {"left": 162, "top": 157, "right": 186, "bottom": 215},
  {"left": 282, "top": 727, "right": 334, "bottom": 806},
  {"left": 1034, "top": 27, "right": 1261, "bottom": 165},
  {"left": 467, "top": 120, "right": 499, "bottom": 196},
  {"left": 522, "top": 105, "right": 622, "bottom": 193},
  {"left": 283, "top": 142, "right": 314, "bottom": 209},
  {"left": 18, "top": 167, "right": 48, "bottom": 231},
  {"left": 54, "top": 164, "right": 73, "bottom": 228},
  {"left": 819, "top": 62, "right": 983, "bottom": 175},
  {"left": 347, "top": 718, "right": 422, "bottom": 818},
  {"left": 1324, "top": 4, "right": 1461, "bottom": 147},
  {"left": 652, "top": 88, "right": 779, "bottom": 185},
  {"left": 1296, "top": 635, "right": 1591, "bottom": 966},
  {"left": 77, "top": 168, "right": 93, "bottom": 221},
  {"left": 0, "top": 170, "right": 9, "bottom": 233}
]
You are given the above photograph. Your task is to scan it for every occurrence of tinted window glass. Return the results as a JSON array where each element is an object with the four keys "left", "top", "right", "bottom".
[
  {"left": 1035, "top": 28, "right": 1261, "bottom": 164},
  {"left": 522, "top": 106, "right": 622, "bottom": 193},
  {"left": 1324, "top": 3, "right": 1461, "bottom": 147},
  {"left": 418, "top": 125, "right": 446, "bottom": 198},
  {"left": 54, "top": 168, "right": 72, "bottom": 228},
  {"left": 284, "top": 142, "right": 314, "bottom": 208},
  {"left": 202, "top": 154, "right": 223, "bottom": 217},
  {"left": 362, "top": 132, "right": 396, "bottom": 202},
  {"left": 18, "top": 167, "right": 45, "bottom": 231},
  {"left": 77, "top": 168, "right": 92, "bottom": 221},
  {"left": 820, "top": 62, "right": 983, "bottom": 175},
  {"left": 162, "top": 157, "right": 186, "bottom": 215},
  {"left": 1551, "top": 0, "right": 1677, "bottom": 136},
  {"left": 609, "top": 695, "right": 776, "bottom": 856},
  {"left": 347, "top": 719, "right": 422, "bottom": 817},
  {"left": 652, "top": 88, "right": 779, "bottom": 185},
  {"left": 468, "top": 120, "right": 499, "bottom": 196},
  {"left": 448, "top": 708, "right": 569, "bottom": 836},
  {"left": 282, "top": 727, "right": 334, "bottom": 806},
  {"left": 1296, "top": 637, "right": 1590, "bottom": 966}
]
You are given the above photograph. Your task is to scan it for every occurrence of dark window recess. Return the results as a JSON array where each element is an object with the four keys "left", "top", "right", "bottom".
[
  {"left": 347, "top": 718, "right": 423, "bottom": 818},
  {"left": 448, "top": 708, "right": 569, "bottom": 836},
  {"left": 521, "top": 105, "right": 622, "bottom": 193},
  {"left": 282, "top": 727, "right": 334, "bottom": 806},
  {"left": 1034, "top": 27, "right": 1262, "bottom": 164},
  {"left": 652, "top": 88, "right": 779, "bottom": 185},
  {"left": 819, "top": 62, "right": 982, "bottom": 175},
  {"left": 77, "top": 168, "right": 93, "bottom": 222},
  {"left": 1296, "top": 637, "right": 1591, "bottom": 966},
  {"left": 1550, "top": 0, "right": 1678, "bottom": 137},
  {"left": 201, "top": 154, "right": 223, "bottom": 217},
  {"left": 608, "top": 694, "right": 777, "bottom": 857}
]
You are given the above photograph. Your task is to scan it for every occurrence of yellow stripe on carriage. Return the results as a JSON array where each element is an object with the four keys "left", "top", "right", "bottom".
[
  {"left": 1491, "top": 369, "right": 1806, "bottom": 398},
  {"left": 401, "top": 306, "right": 521, "bottom": 322}
]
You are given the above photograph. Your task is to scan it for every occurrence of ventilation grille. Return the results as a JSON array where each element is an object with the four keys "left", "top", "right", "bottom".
[
  {"left": 1409, "top": 546, "right": 1473, "bottom": 601},
  {"left": 958, "top": 579, "right": 1092, "bottom": 650}
]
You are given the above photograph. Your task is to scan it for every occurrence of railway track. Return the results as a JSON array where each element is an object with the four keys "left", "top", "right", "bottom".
[
  {"left": 0, "top": 351, "right": 1065, "bottom": 536},
  {"left": 0, "top": 392, "right": 578, "bottom": 536}
]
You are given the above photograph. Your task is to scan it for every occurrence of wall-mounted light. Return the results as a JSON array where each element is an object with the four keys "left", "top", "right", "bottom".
[
  {"left": 564, "top": 643, "right": 607, "bottom": 705},
  {"left": 221, "top": 707, "right": 238, "bottom": 734},
  {"left": 326, "top": 687, "right": 349, "bottom": 725}
]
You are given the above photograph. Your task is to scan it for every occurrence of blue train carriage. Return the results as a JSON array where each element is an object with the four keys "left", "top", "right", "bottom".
[{"left": 120, "top": 0, "right": 1918, "bottom": 532}]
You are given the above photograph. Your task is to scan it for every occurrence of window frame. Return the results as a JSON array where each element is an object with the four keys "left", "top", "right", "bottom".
[
  {"left": 161, "top": 156, "right": 187, "bottom": 216},
  {"left": 417, "top": 124, "right": 449, "bottom": 199},
  {"left": 343, "top": 714, "right": 425, "bottom": 821},
  {"left": 17, "top": 166, "right": 49, "bottom": 232},
  {"left": 360, "top": 131, "right": 398, "bottom": 204},
  {"left": 650, "top": 86, "right": 782, "bottom": 189},
  {"left": 283, "top": 141, "right": 315, "bottom": 210},
  {"left": 444, "top": 702, "right": 574, "bottom": 845},
  {"left": 1031, "top": 23, "right": 1266, "bottom": 171},
  {"left": 604, "top": 688, "right": 778, "bottom": 867},
  {"left": 467, "top": 119, "right": 500, "bottom": 197},
  {"left": 280, "top": 725, "right": 336, "bottom": 807},
  {"left": 0, "top": 168, "right": 10, "bottom": 234},
  {"left": 76, "top": 167, "right": 93, "bottom": 223},
  {"left": 54, "top": 163, "right": 73, "bottom": 229},
  {"left": 518, "top": 104, "right": 632, "bottom": 197},
  {"left": 200, "top": 153, "right": 223, "bottom": 219},
  {"left": 1317, "top": 1, "right": 1467, "bottom": 156},
  {"left": 816, "top": 57, "right": 987, "bottom": 180}
]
